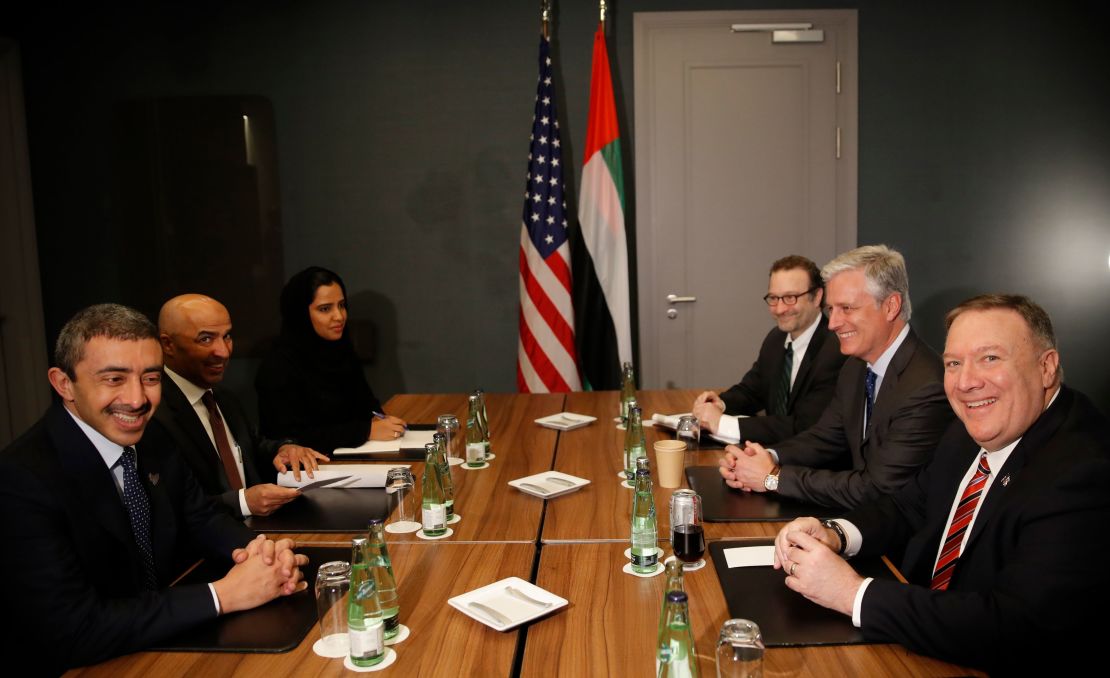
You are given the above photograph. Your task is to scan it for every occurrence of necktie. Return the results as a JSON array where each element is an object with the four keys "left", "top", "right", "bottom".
[
  {"left": 119, "top": 446, "right": 158, "bottom": 590},
  {"left": 774, "top": 342, "right": 793, "bottom": 416},
  {"left": 863, "top": 368, "right": 878, "bottom": 433},
  {"left": 201, "top": 391, "right": 244, "bottom": 491},
  {"left": 930, "top": 452, "right": 992, "bottom": 591}
]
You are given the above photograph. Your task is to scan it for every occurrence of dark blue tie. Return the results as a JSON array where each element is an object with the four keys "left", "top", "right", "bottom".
[
  {"left": 864, "top": 368, "right": 878, "bottom": 435},
  {"left": 774, "top": 342, "right": 793, "bottom": 416},
  {"left": 119, "top": 446, "right": 158, "bottom": 590}
]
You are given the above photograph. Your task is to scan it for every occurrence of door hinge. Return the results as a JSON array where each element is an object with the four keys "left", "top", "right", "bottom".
[{"left": 836, "top": 127, "right": 841, "bottom": 159}]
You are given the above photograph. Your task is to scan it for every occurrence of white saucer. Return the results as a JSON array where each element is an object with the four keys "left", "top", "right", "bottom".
[
  {"left": 447, "top": 513, "right": 461, "bottom": 525},
  {"left": 663, "top": 554, "right": 707, "bottom": 571},
  {"left": 312, "top": 633, "right": 349, "bottom": 658},
  {"left": 460, "top": 462, "right": 490, "bottom": 470},
  {"left": 384, "top": 624, "right": 410, "bottom": 645},
  {"left": 447, "top": 457, "right": 464, "bottom": 466},
  {"left": 385, "top": 520, "right": 421, "bottom": 534},
  {"left": 417, "top": 526, "right": 454, "bottom": 540},
  {"left": 343, "top": 648, "right": 397, "bottom": 672}
]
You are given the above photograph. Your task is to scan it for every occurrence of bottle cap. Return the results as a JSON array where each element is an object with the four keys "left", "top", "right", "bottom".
[{"left": 666, "top": 590, "right": 688, "bottom": 603}]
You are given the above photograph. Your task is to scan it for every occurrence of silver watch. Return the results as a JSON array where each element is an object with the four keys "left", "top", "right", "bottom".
[{"left": 763, "top": 470, "right": 779, "bottom": 492}]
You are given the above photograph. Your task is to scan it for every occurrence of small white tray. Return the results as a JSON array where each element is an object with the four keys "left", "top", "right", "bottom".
[
  {"left": 534, "top": 412, "right": 598, "bottom": 431},
  {"left": 508, "top": 471, "right": 590, "bottom": 499},
  {"left": 447, "top": 576, "right": 568, "bottom": 631}
]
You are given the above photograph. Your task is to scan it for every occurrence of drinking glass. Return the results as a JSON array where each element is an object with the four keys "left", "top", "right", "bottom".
[
  {"left": 384, "top": 467, "right": 420, "bottom": 533},
  {"left": 437, "top": 414, "right": 462, "bottom": 464},
  {"left": 314, "top": 560, "right": 351, "bottom": 658},
  {"left": 715, "top": 619, "right": 764, "bottom": 678},
  {"left": 675, "top": 415, "right": 700, "bottom": 466},
  {"left": 669, "top": 489, "right": 705, "bottom": 569}
]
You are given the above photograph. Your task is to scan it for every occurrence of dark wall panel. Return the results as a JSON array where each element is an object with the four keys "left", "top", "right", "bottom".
[{"left": 7, "top": 0, "right": 1109, "bottom": 412}]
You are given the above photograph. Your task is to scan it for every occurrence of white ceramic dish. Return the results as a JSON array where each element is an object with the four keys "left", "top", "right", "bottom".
[
  {"left": 447, "top": 576, "right": 568, "bottom": 632},
  {"left": 508, "top": 471, "right": 590, "bottom": 499},
  {"left": 534, "top": 412, "right": 598, "bottom": 431}
]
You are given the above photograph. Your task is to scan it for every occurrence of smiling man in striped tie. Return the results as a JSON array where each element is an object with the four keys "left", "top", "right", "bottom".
[{"left": 770, "top": 294, "right": 1110, "bottom": 674}]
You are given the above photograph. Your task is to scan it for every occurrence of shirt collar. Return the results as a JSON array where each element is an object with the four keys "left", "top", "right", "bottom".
[
  {"left": 867, "top": 323, "right": 911, "bottom": 379},
  {"left": 165, "top": 366, "right": 209, "bottom": 407},
  {"left": 64, "top": 406, "right": 126, "bottom": 471},
  {"left": 785, "top": 312, "right": 823, "bottom": 352}
]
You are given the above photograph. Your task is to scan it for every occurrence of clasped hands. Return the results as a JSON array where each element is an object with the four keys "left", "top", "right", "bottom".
[
  {"left": 772, "top": 517, "right": 862, "bottom": 616},
  {"left": 717, "top": 441, "right": 776, "bottom": 491},
  {"left": 215, "top": 534, "right": 309, "bottom": 614}
]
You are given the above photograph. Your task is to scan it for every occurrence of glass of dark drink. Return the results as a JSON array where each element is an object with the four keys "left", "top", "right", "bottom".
[{"left": 670, "top": 489, "right": 705, "bottom": 570}]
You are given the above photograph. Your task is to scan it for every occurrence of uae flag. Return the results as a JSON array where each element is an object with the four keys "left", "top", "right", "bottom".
[
  {"left": 573, "top": 22, "right": 632, "bottom": 390},
  {"left": 516, "top": 37, "right": 582, "bottom": 393}
]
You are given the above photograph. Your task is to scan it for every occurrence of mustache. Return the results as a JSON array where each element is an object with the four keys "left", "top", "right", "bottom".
[{"left": 107, "top": 402, "right": 153, "bottom": 417}]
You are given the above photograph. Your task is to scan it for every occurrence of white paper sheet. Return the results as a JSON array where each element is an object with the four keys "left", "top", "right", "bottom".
[
  {"left": 723, "top": 545, "right": 776, "bottom": 568},
  {"left": 276, "top": 463, "right": 408, "bottom": 488},
  {"left": 333, "top": 429, "right": 437, "bottom": 455}
]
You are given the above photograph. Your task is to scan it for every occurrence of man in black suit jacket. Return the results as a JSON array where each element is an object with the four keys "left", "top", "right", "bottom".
[
  {"left": 149, "top": 294, "right": 327, "bottom": 517},
  {"left": 0, "top": 304, "right": 307, "bottom": 673},
  {"left": 720, "top": 246, "right": 953, "bottom": 509},
  {"left": 692, "top": 255, "right": 846, "bottom": 445},
  {"left": 772, "top": 295, "right": 1110, "bottom": 674}
]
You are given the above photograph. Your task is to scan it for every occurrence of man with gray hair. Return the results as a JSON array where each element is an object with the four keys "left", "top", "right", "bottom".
[
  {"left": 0, "top": 304, "right": 307, "bottom": 672},
  {"left": 719, "top": 245, "right": 954, "bottom": 509}
]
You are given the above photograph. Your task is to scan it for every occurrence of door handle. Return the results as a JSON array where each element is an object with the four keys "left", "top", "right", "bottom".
[{"left": 666, "top": 294, "right": 697, "bottom": 304}]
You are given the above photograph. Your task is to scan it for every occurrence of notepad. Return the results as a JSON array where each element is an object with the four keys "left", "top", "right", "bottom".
[
  {"left": 722, "top": 545, "right": 776, "bottom": 568},
  {"left": 334, "top": 429, "right": 437, "bottom": 455}
]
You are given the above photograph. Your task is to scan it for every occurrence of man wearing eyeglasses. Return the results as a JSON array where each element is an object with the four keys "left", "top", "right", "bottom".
[
  {"left": 719, "top": 245, "right": 954, "bottom": 510},
  {"left": 692, "top": 255, "right": 846, "bottom": 445}
]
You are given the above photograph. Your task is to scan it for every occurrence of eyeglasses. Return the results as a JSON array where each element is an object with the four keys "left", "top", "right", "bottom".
[{"left": 762, "top": 287, "right": 818, "bottom": 306}]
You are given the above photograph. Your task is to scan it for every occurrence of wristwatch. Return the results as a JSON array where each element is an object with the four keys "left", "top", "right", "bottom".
[
  {"left": 823, "top": 519, "right": 848, "bottom": 555},
  {"left": 763, "top": 466, "right": 780, "bottom": 492}
]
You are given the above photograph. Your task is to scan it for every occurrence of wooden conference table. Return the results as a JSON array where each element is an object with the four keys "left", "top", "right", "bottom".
[{"left": 67, "top": 391, "right": 981, "bottom": 677}]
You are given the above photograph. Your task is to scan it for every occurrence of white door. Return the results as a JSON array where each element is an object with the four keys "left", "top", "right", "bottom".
[{"left": 634, "top": 10, "right": 857, "bottom": 389}]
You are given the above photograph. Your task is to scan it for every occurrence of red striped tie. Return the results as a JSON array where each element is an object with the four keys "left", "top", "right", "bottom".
[{"left": 930, "top": 452, "right": 991, "bottom": 590}]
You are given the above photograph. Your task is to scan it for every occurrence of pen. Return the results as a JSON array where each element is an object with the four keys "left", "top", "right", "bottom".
[{"left": 373, "top": 411, "right": 408, "bottom": 431}]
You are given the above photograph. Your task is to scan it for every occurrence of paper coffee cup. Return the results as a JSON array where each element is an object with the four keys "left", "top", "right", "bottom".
[{"left": 654, "top": 439, "right": 687, "bottom": 488}]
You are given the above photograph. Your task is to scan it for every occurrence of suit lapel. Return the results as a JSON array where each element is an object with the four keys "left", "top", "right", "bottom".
[
  {"left": 786, "top": 316, "right": 827, "bottom": 408},
  {"left": 161, "top": 378, "right": 219, "bottom": 461},
  {"left": 843, "top": 358, "right": 867, "bottom": 447},
  {"left": 46, "top": 405, "right": 143, "bottom": 575},
  {"left": 861, "top": 329, "right": 918, "bottom": 445},
  {"left": 962, "top": 386, "right": 1073, "bottom": 553}
]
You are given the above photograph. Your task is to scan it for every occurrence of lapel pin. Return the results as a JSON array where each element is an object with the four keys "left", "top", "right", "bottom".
[
  {"left": 148, "top": 472, "right": 160, "bottom": 486},
  {"left": 1000, "top": 474, "right": 1010, "bottom": 487}
]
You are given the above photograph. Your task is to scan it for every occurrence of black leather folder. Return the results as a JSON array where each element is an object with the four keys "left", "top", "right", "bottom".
[
  {"left": 152, "top": 546, "right": 348, "bottom": 653},
  {"left": 246, "top": 488, "right": 393, "bottom": 533},
  {"left": 709, "top": 539, "right": 897, "bottom": 646}
]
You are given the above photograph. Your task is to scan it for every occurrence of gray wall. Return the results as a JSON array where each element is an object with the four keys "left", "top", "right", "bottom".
[{"left": 8, "top": 0, "right": 1109, "bottom": 412}]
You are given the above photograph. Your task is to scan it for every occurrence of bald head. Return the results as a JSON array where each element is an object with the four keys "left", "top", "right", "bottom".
[{"left": 158, "top": 294, "right": 234, "bottom": 388}]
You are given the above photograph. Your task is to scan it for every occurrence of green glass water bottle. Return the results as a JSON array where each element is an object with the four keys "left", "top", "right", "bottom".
[
  {"left": 348, "top": 537, "right": 385, "bottom": 667},
  {"left": 657, "top": 590, "right": 698, "bottom": 677},
  {"left": 365, "top": 519, "right": 400, "bottom": 639},
  {"left": 420, "top": 443, "right": 447, "bottom": 536},
  {"left": 624, "top": 406, "right": 646, "bottom": 482},
  {"left": 433, "top": 431, "right": 455, "bottom": 521},
  {"left": 619, "top": 361, "right": 636, "bottom": 424},
  {"left": 631, "top": 465, "right": 658, "bottom": 574},
  {"left": 474, "top": 388, "right": 492, "bottom": 460},
  {"left": 465, "top": 396, "right": 485, "bottom": 468}
]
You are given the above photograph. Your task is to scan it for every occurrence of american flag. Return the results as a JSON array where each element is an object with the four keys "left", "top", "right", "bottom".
[{"left": 517, "top": 38, "right": 581, "bottom": 392}]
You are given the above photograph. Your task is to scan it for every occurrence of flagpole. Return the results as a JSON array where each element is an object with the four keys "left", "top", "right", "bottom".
[
  {"left": 599, "top": 0, "right": 607, "bottom": 29},
  {"left": 541, "top": 0, "right": 550, "bottom": 39}
]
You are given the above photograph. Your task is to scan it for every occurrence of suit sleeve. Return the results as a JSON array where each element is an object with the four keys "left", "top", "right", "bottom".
[
  {"left": 718, "top": 331, "right": 780, "bottom": 416},
  {"left": 0, "top": 463, "right": 220, "bottom": 671},
  {"left": 777, "top": 379, "right": 951, "bottom": 509},
  {"left": 859, "top": 451, "right": 1110, "bottom": 671},
  {"left": 735, "top": 339, "right": 845, "bottom": 445}
]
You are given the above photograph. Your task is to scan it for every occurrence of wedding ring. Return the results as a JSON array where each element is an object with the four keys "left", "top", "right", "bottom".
[{"left": 789, "top": 563, "right": 797, "bottom": 576}]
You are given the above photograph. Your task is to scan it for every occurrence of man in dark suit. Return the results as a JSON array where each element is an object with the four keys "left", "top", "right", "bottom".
[
  {"left": 720, "top": 245, "right": 954, "bottom": 509},
  {"left": 150, "top": 294, "right": 327, "bottom": 517},
  {"left": 771, "top": 294, "right": 1110, "bottom": 674},
  {"left": 0, "top": 304, "right": 307, "bottom": 673},
  {"left": 692, "top": 255, "right": 846, "bottom": 445}
]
